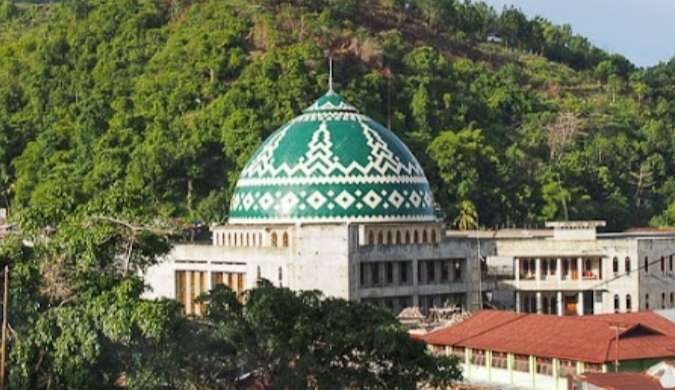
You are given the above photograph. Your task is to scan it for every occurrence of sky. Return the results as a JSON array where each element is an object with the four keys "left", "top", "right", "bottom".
[{"left": 482, "top": 0, "right": 675, "bottom": 68}]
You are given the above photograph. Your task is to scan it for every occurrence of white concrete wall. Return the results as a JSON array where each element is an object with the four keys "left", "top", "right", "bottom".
[{"left": 637, "top": 238, "right": 675, "bottom": 310}]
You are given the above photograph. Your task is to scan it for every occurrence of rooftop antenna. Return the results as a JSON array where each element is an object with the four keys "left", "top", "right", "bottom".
[{"left": 328, "top": 56, "right": 334, "bottom": 93}]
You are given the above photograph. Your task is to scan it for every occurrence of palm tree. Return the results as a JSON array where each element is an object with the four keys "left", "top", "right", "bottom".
[{"left": 454, "top": 200, "right": 478, "bottom": 231}]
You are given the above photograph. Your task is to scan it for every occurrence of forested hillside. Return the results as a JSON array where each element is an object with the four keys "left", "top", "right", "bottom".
[{"left": 1, "top": 0, "right": 674, "bottom": 231}]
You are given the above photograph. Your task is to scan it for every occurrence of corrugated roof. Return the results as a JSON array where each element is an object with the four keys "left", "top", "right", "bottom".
[{"left": 422, "top": 310, "right": 675, "bottom": 363}]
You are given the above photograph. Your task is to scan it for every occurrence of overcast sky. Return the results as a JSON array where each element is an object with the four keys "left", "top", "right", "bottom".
[{"left": 482, "top": 0, "right": 675, "bottom": 68}]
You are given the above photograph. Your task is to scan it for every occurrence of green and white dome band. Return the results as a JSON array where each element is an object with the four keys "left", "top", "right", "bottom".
[{"left": 228, "top": 91, "right": 437, "bottom": 224}]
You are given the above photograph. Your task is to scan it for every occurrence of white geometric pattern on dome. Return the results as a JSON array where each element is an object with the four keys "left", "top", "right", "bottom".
[
  {"left": 238, "top": 117, "right": 424, "bottom": 184},
  {"left": 388, "top": 190, "right": 405, "bottom": 208},
  {"left": 409, "top": 191, "right": 422, "bottom": 208},
  {"left": 258, "top": 192, "right": 275, "bottom": 210},
  {"left": 306, "top": 191, "right": 327, "bottom": 210},
  {"left": 334, "top": 190, "right": 356, "bottom": 209},
  {"left": 279, "top": 192, "right": 300, "bottom": 214},
  {"left": 363, "top": 190, "right": 382, "bottom": 209},
  {"left": 242, "top": 193, "right": 255, "bottom": 210},
  {"left": 240, "top": 124, "right": 290, "bottom": 179},
  {"left": 302, "top": 122, "right": 335, "bottom": 176},
  {"left": 230, "top": 189, "right": 433, "bottom": 214},
  {"left": 305, "top": 98, "right": 358, "bottom": 113}
]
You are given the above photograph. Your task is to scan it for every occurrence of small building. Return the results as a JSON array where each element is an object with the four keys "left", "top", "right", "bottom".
[
  {"left": 479, "top": 221, "right": 675, "bottom": 315},
  {"left": 421, "top": 310, "right": 675, "bottom": 389}
]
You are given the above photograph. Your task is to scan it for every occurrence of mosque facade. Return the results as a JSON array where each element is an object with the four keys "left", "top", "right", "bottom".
[{"left": 143, "top": 89, "right": 484, "bottom": 315}]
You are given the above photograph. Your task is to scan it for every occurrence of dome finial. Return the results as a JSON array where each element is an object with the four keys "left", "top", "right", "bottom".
[{"left": 328, "top": 56, "right": 334, "bottom": 94}]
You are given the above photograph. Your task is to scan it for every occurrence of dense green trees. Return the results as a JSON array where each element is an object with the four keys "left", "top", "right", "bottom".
[
  {"left": 0, "top": 218, "right": 458, "bottom": 388},
  {"left": 2, "top": 0, "right": 673, "bottom": 230}
]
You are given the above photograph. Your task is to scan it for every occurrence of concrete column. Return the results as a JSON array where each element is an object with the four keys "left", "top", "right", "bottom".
[
  {"left": 466, "top": 348, "right": 472, "bottom": 378},
  {"left": 556, "top": 258, "right": 562, "bottom": 282},
  {"left": 535, "top": 258, "right": 542, "bottom": 281},
  {"left": 553, "top": 358, "right": 559, "bottom": 390},
  {"left": 487, "top": 350, "right": 492, "bottom": 381},
  {"left": 530, "top": 355, "right": 536, "bottom": 389},
  {"left": 412, "top": 259, "right": 419, "bottom": 306},
  {"left": 515, "top": 291, "right": 521, "bottom": 313},
  {"left": 557, "top": 291, "right": 563, "bottom": 316},
  {"left": 536, "top": 291, "right": 543, "bottom": 314},
  {"left": 515, "top": 258, "right": 520, "bottom": 284},
  {"left": 577, "top": 257, "right": 583, "bottom": 282},
  {"left": 508, "top": 353, "right": 514, "bottom": 385},
  {"left": 577, "top": 291, "right": 584, "bottom": 316}
]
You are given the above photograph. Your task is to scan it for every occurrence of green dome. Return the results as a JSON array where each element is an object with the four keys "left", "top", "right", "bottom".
[{"left": 228, "top": 90, "right": 436, "bottom": 224}]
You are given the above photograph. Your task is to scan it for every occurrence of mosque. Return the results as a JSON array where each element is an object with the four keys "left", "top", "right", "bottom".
[{"left": 143, "top": 84, "right": 484, "bottom": 315}]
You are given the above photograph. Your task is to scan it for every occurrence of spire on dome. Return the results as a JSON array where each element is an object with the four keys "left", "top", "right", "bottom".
[{"left": 328, "top": 56, "right": 334, "bottom": 94}]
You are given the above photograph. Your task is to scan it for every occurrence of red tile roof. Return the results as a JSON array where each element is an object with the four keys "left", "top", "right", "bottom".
[
  {"left": 422, "top": 310, "right": 675, "bottom": 363},
  {"left": 572, "top": 372, "right": 662, "bottom": 390}
]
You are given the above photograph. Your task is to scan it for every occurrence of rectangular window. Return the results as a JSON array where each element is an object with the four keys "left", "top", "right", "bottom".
[
  {"left": 175, "top": 270, "right": 206, "bottom": 316},
  {"left": 400, "top": 262, "right": 409, "bottom": 284},
  {"left": 453, "top": 260, "right": 463, "bottom": 282},
  {"left": 418, "top": 261, "right": 423, "bottom": 283},
  {"left": 427, "top": 261, "right": 435, "bottom": 283},
  {"left": 441, "top": 261, "right": 449, "bottom": 281},
  {"left": 360, "top": 263, "right": 366, "bottom": 287},
  {"left": 371, "top": 263, "right": 380, "bottom": 285}
]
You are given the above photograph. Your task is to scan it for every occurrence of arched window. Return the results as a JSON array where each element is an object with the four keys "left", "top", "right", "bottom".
[
  {"left": 258, "top": 233, "right": 262, "bottom": 246},
  {"left": 227, "top": 233, "right": 231, "bottom": 246},
  {"left": 282, "top": 232, "right": 289, "bottom": 248},
  {"left": 625, "top": 257, "right": 631, "bottom": 274},
  {"left": 246, "top": 233, "right": 250, "bottom": 247},
  {"left": 614, "top": 294, "right": 620, "bottom": 313},
  {"left": 612, "top": 257, "right": 618, "bottom": 273},
  {"left": 626, "top": 294, "right": 632, "bottom": 312},
  {"left": 662, "top": 256, "right": 666, "bottom": 273},
  {"left": 671, "top": 292, "right": 674, "bottom": 307},
  {"left": 542, "top": 260, "right": 548, "bottom": 276},
  {"left": 551, "top": 295, "right": 557, "bottom": 314},
  {"left": 377, "top": 232, "right": 384, "bottom": 245},
  {"left": 395, "top": 231, "right": 401, "bottom": 244},
  {"left": 386, "top": 231, "right": 392, "bottom": 245},
  {"left": 422, "top": 230, "right": 428, "bottom": 243},
  {"left": 431, "top": 230, "right": 437, "bottom": 244},
  {"left": 645, "top": 293, "right": 650, "bottom": 310},
  {"left": 405, "top": 231, "right": 411, "bottom": 244},
  {"left": 252, "top": 233, "right": 256, "bottom": 246},
  {"left": 234, "top": 233, "right": 238, "bottom": 246},
  {"left": 278, "top": 266, "right": 283, "bottom": 287},
  {"left": 645, "top": 257, "right": 649, "bottom": 273},
  {"left": 670, "top": 256, "right": 674, "bottom": 272},
  {"left": 542, "top": 296, "right": 549, "bottom": 314},
  {"left": 413, "top": 230, "right": 419, "bottom": 244},
  {"left": 256, "top": 266, "right": 261, "bottom": 281},
  {"left": 584, "top": 259, "right": 591, "bottom": 273},
  {"left": 368, "top": 231, "right": 375, "bottom": 245},
  {"left": 271, "top": 232, "right": 278, "bottom": 247},
  {"left": 662, "top": 292, "right": 666, "bottom": 309}
]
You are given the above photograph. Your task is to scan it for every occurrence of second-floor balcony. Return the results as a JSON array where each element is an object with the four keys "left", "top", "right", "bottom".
[{"left": 515, "top": 256, "right": 603, "bottom": 286}]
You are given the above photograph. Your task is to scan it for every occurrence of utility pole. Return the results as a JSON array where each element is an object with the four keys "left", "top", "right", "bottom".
[
  {"left": 0, "top": 264, "right": 8, "bottom": 390},
  {"left": 609, "top": 323, "right": 628, "bottom": 372}
]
